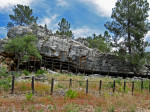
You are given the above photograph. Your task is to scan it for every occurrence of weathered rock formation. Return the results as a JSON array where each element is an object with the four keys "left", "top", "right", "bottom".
[{"left": 0, "top": 24, "right": 149, "bottom": 77}]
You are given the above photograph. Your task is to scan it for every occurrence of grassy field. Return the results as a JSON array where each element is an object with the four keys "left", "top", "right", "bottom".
[{"left": 0, "top": 71, "right": 150, "bottom": 112}]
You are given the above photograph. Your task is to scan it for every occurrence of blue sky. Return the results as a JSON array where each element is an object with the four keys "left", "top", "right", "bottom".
[{"left": 0, "top": 0, "right": 150, "bottom": 44}]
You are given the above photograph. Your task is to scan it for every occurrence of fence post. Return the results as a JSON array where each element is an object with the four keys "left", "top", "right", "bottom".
[
  {"left": 32, "top": 76, "right": 35, "bottom": 94},
  {"left": 132, "top": 81, "right": 134, "bottom": 95},
  {"left": 113, "top": 80, "right": 115, "bottom": 93},
  {"left": 11, "top": 75, "right": 15, "bottom": 94},
  {"left": 99, "top": 80, "right": 102, "bottom": 94},
  {"left": 51, "top": 78, "right": 54, "bottom": 95},
  {"left": 86, "top": 79, "right": 88, "bottom": 94},
  {"left": 69, "top": 79, "right": 72, "bottom": 88},
  {"left": 149, "top": 80, "right": 150, "bottom": 93},
  {"left": 124, "top": 81, "right": 126, "bottom": 93},
  {"left": 141, "top": 80, "right": 143, "bottom": 92}
]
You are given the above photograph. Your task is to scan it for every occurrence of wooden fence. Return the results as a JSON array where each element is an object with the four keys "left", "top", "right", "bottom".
[{"left": 10, "top": 75, "right": 150, "bottom": 96}]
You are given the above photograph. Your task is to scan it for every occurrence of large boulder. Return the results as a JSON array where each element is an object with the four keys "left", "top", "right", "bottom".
[{"left": 7, "top": 23, "right": 53, "bottom": 39}]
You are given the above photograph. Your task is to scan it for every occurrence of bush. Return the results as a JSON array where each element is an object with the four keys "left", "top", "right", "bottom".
[
  {"left": 26, "top": 93, "right": 33, "bottom": 101},
  {"left": 0, "top": 65, "right": 8, "bottom": 77},
  {"left": 66, "top": 89, "right": 78, "bottom": 99},
  {"left": 35, "top": 69, "right": 47, "bottom": 77},
  {"left": 22, "top": 70, "right": 30, "bottom": 76},
  {"left": 0, "top": 78, "right": 11, "bottom": 91}
]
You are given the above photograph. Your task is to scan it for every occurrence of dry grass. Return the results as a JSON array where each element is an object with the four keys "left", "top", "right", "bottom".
[
  {"left": 0, "top": 91, "right": 150, "bottom": 111},
  {"left": 1, "top": 72, "right": 150, "bottom": 111}
]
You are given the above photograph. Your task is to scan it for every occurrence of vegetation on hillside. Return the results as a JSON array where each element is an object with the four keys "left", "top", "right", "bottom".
[
  {"left": 86, "top": 31, "right": 111, "bottom": 52},
  {"left": 4, "top": 35, "right": 41, "bottom": 70}
]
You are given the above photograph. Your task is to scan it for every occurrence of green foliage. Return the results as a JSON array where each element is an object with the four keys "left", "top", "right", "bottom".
[
  {"left": 8, "top": 4, "right": 38, "bottom": 27},
  {"left": 78, "top": 81, "right": 83, "bottom": 87},
  {"left": 6, "top": 22, "right": 14, "bottom": 30},
  {"left": 57, "top": 84, "right": 64, "bottom": 88},
  {"left": 115, "top": 78, "right": 122, "bottom": 86},
  {"left": 4, "top": 34, "right": 42, "bottom": 70},
  {"left": 66, "top": 89, "right": 78, "bottom": 99},
  {"left": 103, "top": 82, "right": 114, "bottom": 89},
  {"left": 26, "top": 93, "right": 33, "bottom": 101},
  {"left": 56, "top": 18, "right": 74, "bottom": 38},
  {"left": 105, "top": 0, "right": 150, "bottom": 73},
  {"left": 0, "top": 78, "right": 11, "bottom": 91},
  {"left": 86, "top": 33, "right": 111, "bottom": 52},
  {"left": 22, "top": 70, "right": 30, "bottom": 76},
  {"left": 127, "top": 53, "right": 145, "bottom": 74},
  {"left": 0, "top": 65, "right": 8, "bottom": 77},
  {"left": 108, "top": 106, "right": 115, "bottom": 112},
  {"left": 36, "top": 69, "right": 47, "bottom": 75},
  {"left": 95, "top": 107, "right": 102, "bottom": 112},
  {"left": 35, "top": 69, "right": 47, "bottom": 77},
  {"left": 117, "top": 52, "right": 146, "bottom": 74}
]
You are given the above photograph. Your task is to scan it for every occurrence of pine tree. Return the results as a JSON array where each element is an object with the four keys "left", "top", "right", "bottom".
[
  {"left": 105, "top": 0, "right": 150, "bottom": 74},
  {"left": 56, "top": 18, "right": 74, "bottom": 38},
  {"left": 8, "top": 4, "right": 38, "bottom": 27},
  {"left": 105, "top": 0, "right": 150, "bottom": 54}
]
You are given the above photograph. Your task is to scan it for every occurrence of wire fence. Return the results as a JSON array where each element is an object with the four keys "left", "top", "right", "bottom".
[{"left": 4, "top": 75, "right": 149, "bottom": 96}]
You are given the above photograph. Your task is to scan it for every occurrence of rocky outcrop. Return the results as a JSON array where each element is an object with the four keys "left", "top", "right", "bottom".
[
  {"left": 75, "top": 37, "right": 90, "bottom": 47},
  {"left": 7, "top": 23, "right": 53, "bottom": 39},
  {"left": 3, "top": 24, "right": 149, "bottom": 76}
]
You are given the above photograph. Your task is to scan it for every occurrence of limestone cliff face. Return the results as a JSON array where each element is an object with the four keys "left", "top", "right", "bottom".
[{"left": 1, "top": 24, "right": 148, "bottom": 75}]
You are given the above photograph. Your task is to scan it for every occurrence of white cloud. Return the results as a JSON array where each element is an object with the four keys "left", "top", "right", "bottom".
[
  {"left": 72, "top": 26, "right": 103, "bottom": 39},
  {"left": 0, "top": 0, "right": 35, "bottom": 13},
  {"left": 0, "top": 27, "right": 7, "bottom": 38},
  {"left": 56, "top": 0, "right": 68, "bottom": 7},
  {"left": 79, "top": 0, "right": 117, "bottom": 17},
  {"left": 38, "top": 14, "right": 59, "bottom": 32},
  {"left": 80, "top": 0, "right": 150, "bottom": 19}
]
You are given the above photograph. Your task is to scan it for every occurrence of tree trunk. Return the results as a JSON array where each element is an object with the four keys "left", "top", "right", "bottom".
[
  {"left": 127, "top": 0, "right": 131, "bottom": 54},
  {"left": 17, "top": 58, "right": 20, "bottom": 71},
  {"left": 128, "top": 19, "right": 131, "bottom": 54}
]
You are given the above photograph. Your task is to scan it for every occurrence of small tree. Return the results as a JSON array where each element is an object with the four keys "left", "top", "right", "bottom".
[
  {"left": 86, "top": 33, "right": 110, "bottom": 52},
  {"left": 8, "top": 4, "right": 38, "bottom": 28},
  {"left": 4, "top": 35, "right": 41, "bottom": 70},
  {"left": 56, "top": 18, "right": 74, "bottom": 38}
]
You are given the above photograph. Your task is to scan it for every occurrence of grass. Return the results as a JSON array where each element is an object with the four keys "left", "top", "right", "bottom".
[{"left": 1, "top": 71, "right": 150, "bottom": 111}]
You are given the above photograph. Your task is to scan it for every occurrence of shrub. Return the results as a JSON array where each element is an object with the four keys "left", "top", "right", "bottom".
[
  {"left": 0, "top": 65, "right": 8, "bottom": 77},
  {"left": 66, "top": 89, "right": 78, "bottom": 99},
  {"left": 35, "top": 69, "right": 47, "bottom": 77},
  {"left": 0, "top": 78, "right": 11, "bottom": 91},
  {"left": 26, "top": 93, "right": 33, "bottom": 101},
  {"left": 22, "top": 70, "right": 30, "bottom": 76}
]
